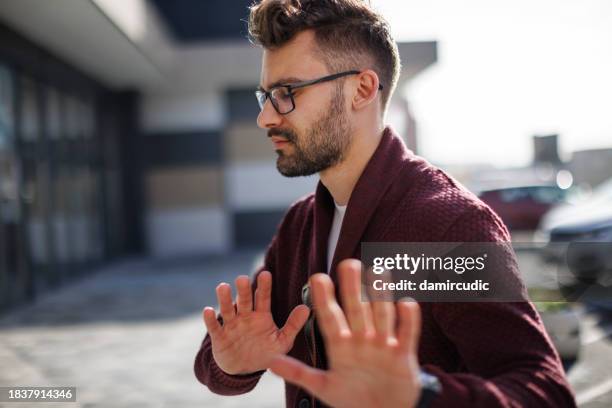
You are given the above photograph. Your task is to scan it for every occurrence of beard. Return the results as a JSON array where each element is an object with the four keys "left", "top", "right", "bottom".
[{"left": 270, "top": 84, "right": 352, "bottom": 177}]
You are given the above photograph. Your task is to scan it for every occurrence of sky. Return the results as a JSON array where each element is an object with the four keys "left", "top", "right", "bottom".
[{"left": 373, "top": 0, "right": 612, "bottom": 167}]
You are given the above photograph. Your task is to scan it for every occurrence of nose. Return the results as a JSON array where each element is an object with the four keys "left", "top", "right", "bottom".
[{"left": 256, "top": 98, "right": 282, "bottom": 129}]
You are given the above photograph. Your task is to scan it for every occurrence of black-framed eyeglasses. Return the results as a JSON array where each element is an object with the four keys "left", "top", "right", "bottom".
[{"left": 255, "top": 70, "right": 384, "bottom": 115}]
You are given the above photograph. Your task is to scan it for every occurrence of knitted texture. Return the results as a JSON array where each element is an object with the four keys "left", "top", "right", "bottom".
[{"left": 194, "top": 127, "right": 575, "bottom": 407}]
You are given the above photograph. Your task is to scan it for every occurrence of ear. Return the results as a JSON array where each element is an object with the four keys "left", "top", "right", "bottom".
[{"left": 351, "top": 69, "right": 381, "bottom": 111}]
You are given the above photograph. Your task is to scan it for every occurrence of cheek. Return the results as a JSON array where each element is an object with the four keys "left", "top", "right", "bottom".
[
  {"left": 282, "top": 117, "right": 305, "bottom": 139},
  {"left": 293, "top": 108, "right": 321, "bottom": 133}
]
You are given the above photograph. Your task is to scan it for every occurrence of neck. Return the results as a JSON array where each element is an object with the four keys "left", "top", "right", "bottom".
[{"left": 320, "top": 124, "right": 385, "bottom": 206}]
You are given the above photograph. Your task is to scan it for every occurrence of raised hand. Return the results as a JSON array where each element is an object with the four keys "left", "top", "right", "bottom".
[
  {"left": 203, "top": 271, "right": 310, "bottom": 375},
  {"left": 269, "top": 259, "right": 422, "bottom": 408}
]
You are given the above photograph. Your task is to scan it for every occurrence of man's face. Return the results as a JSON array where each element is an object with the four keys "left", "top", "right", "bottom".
[{"left": 257, "top": 30, "right": 353, "bottom": 177}]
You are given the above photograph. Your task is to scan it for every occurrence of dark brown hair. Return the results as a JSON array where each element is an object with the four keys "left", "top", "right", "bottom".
[{"left": 248, "top": 0, "right": 400, "bottom": 112}]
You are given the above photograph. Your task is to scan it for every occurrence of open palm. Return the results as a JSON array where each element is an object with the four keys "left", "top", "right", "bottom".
[
  {"left": 203, "top": 271, "right": 310, "bottom": 375},
  {"left": 269, "top": 260, "right": 422, "bottom": 408}
]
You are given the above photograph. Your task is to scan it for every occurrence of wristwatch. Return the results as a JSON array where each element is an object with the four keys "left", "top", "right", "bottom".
[{"left": 416, "top": 370, "right": 442, "bottom": 408}]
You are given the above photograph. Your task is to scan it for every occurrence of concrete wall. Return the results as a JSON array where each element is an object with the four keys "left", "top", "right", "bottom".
[
  {"left": 138, "top": 40, "right": 437, "bottom": 258},
  {"left": 140, "top": 88, "right": 317, "bottom": 257}
]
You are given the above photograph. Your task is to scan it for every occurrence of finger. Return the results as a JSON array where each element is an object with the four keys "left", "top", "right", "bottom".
[
  {"left": 216, "top": 282, "right": 236, "bottom": 323},
  {"left": 255, "top": 271, "right": 272, "bottom": 312},
  {"left": 338, "top": 259, "right": 373, "bottom": 335},
  {"left": 311, "top": 273, "right": 350, "bottom": 341},
  {"left": 235, "top": 275, "right": 253, "bottom": 315},
  {"left": 368, "top": 264, "right": 396, "bottom": 338},
  {"left": 364, "top": 266, "right": 395, "bottom": 302},
  {"left": 279, "top": 304, "right": 310, "bottom": 346},
  {"left": 203, "top": 307, "right": 222, "bottom": 338},
  {"left": 396, "top": 300, "right": 421, "bottom": 354},
  {"left": 371, "top": 299, "right": 395, "bottom": 339},
  {"left": 270, "top": 355, "right": 329, "bottom": 399}
]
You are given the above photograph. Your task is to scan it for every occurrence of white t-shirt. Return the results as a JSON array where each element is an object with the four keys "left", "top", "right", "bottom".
[{"left": 327, "top": 202, "right": 347, "bottom": 272}]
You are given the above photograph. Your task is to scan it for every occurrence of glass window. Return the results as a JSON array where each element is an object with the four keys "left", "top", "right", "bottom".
[
  {"left": 500, "top": 188, "right": 528, "bottom": 203},
  {"left": 82, "top": 100, "right": 95, "bottom": 139},
  {"left": 52, "top": 165, "right": 72, "bottom": 264},
  {"left": 46, "top": 86, "right": 62, "bottom": 140},
  {"left": 0, "top": 65, "right": 14, "bottom": 149},
  {"left": 65, "top": 96, "right": 79, "bottom": 139},
  {"left": 24, "top": 160, "right": 50, "bottom": 265},
  {"left": 71, "top": 167, "right": 88, "bottom": 263},
  {"left": 19, "top": 76, "right": 39, "bottom": 141},
  {"left": 531, "top": 186, "right": 564, "bottom": 204}
]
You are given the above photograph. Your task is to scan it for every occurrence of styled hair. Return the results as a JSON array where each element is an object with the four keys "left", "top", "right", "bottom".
[{"left": 248, "top": 0, "right": 400, "bottom": 113}]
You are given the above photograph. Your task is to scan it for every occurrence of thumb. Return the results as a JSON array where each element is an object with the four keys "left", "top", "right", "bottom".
[
  {"left": 279, "top": 304, "right": 310, "bottom": 345},
  {"left": 270, "top": 354, "right": 328, "bottom": 398}
]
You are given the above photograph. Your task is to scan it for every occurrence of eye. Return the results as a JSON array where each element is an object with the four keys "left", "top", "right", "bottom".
[
  {"left": 284, "top": 89, "right": 298, "bottom": 99},
  {"left": 273, "top": 87, "right": 293, "bottom": 100}
]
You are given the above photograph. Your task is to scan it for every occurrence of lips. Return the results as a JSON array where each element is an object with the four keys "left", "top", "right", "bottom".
[{"left": 270, "top": 135, "right": 290, "bottom": 149}]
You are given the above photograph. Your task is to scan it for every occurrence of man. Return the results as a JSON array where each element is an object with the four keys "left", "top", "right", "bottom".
[{"left": 194, "top": 1, "right": 576, "bottom": 407}]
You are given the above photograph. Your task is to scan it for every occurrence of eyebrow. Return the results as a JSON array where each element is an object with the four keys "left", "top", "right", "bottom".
[{"left": 258, "top": 77, "right": 304, "bottom": 91}]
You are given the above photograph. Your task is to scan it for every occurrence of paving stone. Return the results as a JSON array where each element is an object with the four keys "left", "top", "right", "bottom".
[{"left": 0, "top": 252, "right": 284, "bottom": 407}]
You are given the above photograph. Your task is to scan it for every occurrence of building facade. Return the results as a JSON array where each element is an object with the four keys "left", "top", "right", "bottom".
[{"left": 0, "top": 0, "right": 437, "bottom": 311}]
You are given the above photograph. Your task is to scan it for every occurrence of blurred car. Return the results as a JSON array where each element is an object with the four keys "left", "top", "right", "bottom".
[
  {"left": 536, "top": 177, "right": 612, "bottom": 282},
  {"left": 478, "top": 184, "right": 568, "bottom": 230}
]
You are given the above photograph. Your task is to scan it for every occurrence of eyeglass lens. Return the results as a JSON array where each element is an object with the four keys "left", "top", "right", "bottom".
[{"left": 256, "top": 87, "right": 294, "bottom": 114}]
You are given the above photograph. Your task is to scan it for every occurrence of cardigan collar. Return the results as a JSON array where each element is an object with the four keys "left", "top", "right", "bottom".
[{"left": 309, "top": 126, "right": 412, "bottom": 280}]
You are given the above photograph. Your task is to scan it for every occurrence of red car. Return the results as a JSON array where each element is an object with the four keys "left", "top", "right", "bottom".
[{"left": 478, "top": 185, "right": 567, "bottom": 231}]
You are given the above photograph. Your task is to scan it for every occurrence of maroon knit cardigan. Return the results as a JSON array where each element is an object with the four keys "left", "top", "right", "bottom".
[{"left": 195, "top": 127, "right": 576, "bottom": 408}]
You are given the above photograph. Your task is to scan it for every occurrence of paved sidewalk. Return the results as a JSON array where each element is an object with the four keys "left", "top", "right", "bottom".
[
  {"left": 0, "top": 253, "right": 284, "bottom": 408},
  {"left": 3, "top": 251, "right": 610, "bottom": 407}
]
